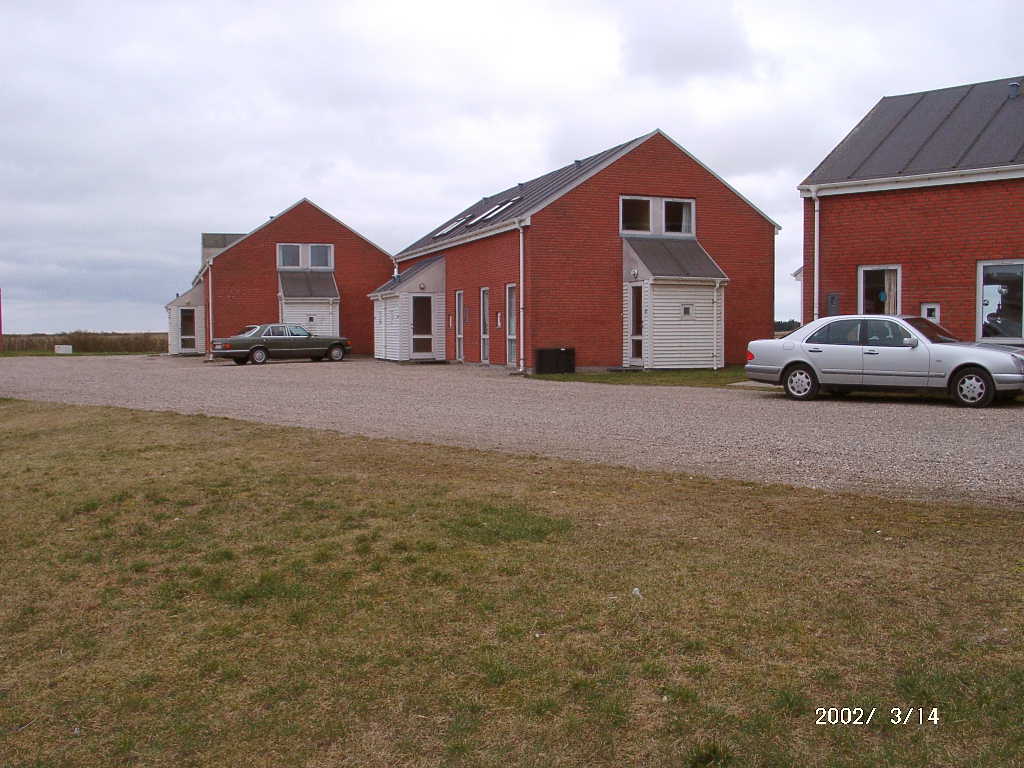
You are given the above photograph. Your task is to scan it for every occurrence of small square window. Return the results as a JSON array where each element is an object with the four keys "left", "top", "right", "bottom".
[
  {"left": 621, "top": 198, "right": 651, "bottom": 232},
  {"left": 665, "top": 201, "right": 693, "bottom": 234},
  {"left": 680, "top": 304, "right": 694, "bottom": 320},
  {"left": 278, "top": 244, "right": 300, "bottom": 268},
  {"left": 310, "top": 245, "right": 331, "bottom": 268}
]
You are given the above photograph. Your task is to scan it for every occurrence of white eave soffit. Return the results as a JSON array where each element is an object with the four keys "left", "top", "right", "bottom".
[{"left": 799, "top": 164, "right": 1024, "bottom": 197}]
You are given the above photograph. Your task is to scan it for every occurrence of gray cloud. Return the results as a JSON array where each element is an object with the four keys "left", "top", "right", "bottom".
[{"left": 0, "top": 0, "right": 1021, "bottom": 331}]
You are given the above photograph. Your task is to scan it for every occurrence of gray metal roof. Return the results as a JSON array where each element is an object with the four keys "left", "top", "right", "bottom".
[
  {"left": 803, "top": 76, "right": 1024, "bottom": 186},
  {"left": 201, "top": 233, "right": 246, "bottom": 249},
  {"left": 279, "top": 271, "right": 339, "bottom": 298},
  {"left": 397, "top": 134, "right": 653, "bottom": 258},
  {"left": 625, "top": 237, "right": 727, "bottom": 279},
  {"left": 370, "top": 254, "right": 444, "bottom": 294}
]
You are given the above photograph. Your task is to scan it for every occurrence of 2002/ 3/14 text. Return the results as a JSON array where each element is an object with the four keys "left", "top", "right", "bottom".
[{"left": 815, "top": 708, "right": 939, "bottom": 726}]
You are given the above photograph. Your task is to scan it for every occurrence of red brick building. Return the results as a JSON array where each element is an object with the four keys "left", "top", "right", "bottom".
[
  {"left": 371, "top": 130, "right": 778, "bottom": 371},
  {"left": 166, "top": 199, "right": 392, "bottom": 355},
  {"left": 800, "top": 76, "right": 1024, "bottom": 345}
]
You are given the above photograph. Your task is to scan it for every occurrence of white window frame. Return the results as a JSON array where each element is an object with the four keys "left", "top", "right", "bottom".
[
  {"left": 410, "top": 294, "right": 434, "bottom": 358},
  {"left": 505, "top": 283, "right": 517, "bottom": 368},
  {"left": 662, "top": 198, "right": 696, "bottom": 236},
  {"left": 920, "top": 302, "right": 940, "bottom": 324},
  {"left": 178, "top": 307, "right": 197, "bottom": 350},
  {"left": 620, "top": 197, "right": 653, "bottom": 234},
  {"left": 277, "top": 243, "right": 303, "bottom": 270},
  {"left": 628, "top": 281, "right": 645, "bottom": 365},
  {"left": 454, "top": 290, "right": 464, "bottom": 361},
  {"left": 308, "top": 244, "right": 334, "bottom": 270},
  {"left": 480, "top": 287, "right": 490, "bottom": 364},
  {"left": 680, "top": 303, "right": 695, "bottom": 320},
  {"left": 856, "top": 264, "right": 902, "bottom": 315},
  {"left": 976, "top": 258, "right": 1024, "bottom": 343}
]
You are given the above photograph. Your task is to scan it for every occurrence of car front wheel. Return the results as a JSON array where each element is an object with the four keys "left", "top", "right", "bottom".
[
  {"left": 327, "top": 345, "right": 345, "bottom": 362},
  {"left": 783, "top": 364, "right": 819, "bottom": 401},
  {"left": 249, "top": 347, "right": 269, "bottom": 365},
  {"left": 951, "top": 367, "right": 995, "bottom": 408}
]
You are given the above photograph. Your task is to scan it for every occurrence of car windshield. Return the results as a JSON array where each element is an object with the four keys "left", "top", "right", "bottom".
[{"left": 904, "top": 317, "right": 960, "bottom": 343}]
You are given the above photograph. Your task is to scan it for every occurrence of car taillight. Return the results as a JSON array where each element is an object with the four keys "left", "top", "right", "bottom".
[
  {"left": 746, "top": 349, "right": 755, "bottom": 361},
  {"left": 222, "top": 343, "right": 231, "bottom": 350}
]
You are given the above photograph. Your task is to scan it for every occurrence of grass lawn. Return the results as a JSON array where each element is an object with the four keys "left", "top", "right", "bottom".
[
  {"left": 1, "top": 399, "right": 1021, "bottom": 767},
  {"left": 530, "top": 366, "right": 750, "bottom": 387}
]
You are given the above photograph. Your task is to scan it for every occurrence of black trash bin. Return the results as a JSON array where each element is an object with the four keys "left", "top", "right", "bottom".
[{"left": 535, "top": 347, "right": 575, "bottom": 374}]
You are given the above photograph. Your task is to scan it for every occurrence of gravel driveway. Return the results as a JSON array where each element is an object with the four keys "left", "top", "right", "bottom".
[{"left": 2, "top": 355, "right": 1021, "bottom": 507}]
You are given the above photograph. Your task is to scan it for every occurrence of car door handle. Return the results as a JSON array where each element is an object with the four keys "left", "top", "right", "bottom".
[
  {"left": 807, "top": 347, "right": 823, "bottom": 353},
  {"left": 863, "top": 349, "right": 879, "bottom": 355}
]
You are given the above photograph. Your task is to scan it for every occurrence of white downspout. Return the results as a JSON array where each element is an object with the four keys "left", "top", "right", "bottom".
[
  {"left": 811, "top": 185, "right": 821, "bottom": 320},
  {"left": 712, "top": 279, "right": 721, "bottom": 370},
  {"left": 516, "top": 220, "right": 525, "bottom": 372},
  {"left": 205, "top": 265, "right": 214, "bottom": 361}
]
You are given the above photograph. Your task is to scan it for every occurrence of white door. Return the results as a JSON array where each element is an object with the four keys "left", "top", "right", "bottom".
[
  {"left": 480, "top": 287, "right": 490, "bottom": 363},
  {"left": 455, "top": 291, "right": 464, "bottom": 361}
]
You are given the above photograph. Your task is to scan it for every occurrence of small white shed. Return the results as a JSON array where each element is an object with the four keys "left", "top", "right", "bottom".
[
  {"left": 622, "top": 237, "right": 728, "bottom": 369},
  {"left": 369, "top": 255, "right": 446, "bottom": 361},
  {"left": 165, "top": 282, "right": 206, "bottom": 355}
]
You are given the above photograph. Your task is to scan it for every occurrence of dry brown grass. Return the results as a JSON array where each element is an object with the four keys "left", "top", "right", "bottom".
[
  {"left": 0, "top": 332, "right": 167, "bottom": 355},
  {"left": 0, "top": 399, "right": 1021, "bottom": 767}
]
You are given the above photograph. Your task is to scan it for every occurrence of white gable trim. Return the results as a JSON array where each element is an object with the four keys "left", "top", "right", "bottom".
[{"left": 799, "top": 163, "right": 1024, "bottom": 198}]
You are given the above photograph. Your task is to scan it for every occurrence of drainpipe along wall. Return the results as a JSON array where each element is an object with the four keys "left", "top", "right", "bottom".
[
  {"left": 811, "top": 186, "right": 821, "bottom": 320},
  {"left": 516, "top": 220, "right": 525, "bottom": 372}
]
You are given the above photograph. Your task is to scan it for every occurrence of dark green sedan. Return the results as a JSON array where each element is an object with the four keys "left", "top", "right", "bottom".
[{"left": 211, "top": 324, "right": 351, "bottom": 365}]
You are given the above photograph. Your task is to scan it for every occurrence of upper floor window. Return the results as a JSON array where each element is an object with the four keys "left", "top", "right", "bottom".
[
  {"left": 277, "top": 243, "right": 334, "bottom": 270},
  {"left": 621, "top": 198, "right": 651, "bottom": 232},
  {"left": 620, "top": 196, "right": 695, "bottom": 236}
]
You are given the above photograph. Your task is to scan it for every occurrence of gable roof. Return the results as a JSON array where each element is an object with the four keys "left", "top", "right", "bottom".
[
  {"left": 802, "top": 76, "right": 1024, "bottom": 189},
  {"left": 193, "top": 198, "right": 391, "bottom": 285},
  {"left": 397, "top": 130, "right": 779, "bottom": 261},
  {"left": 625, "top": 237, "right": 727, "bottom": 280},
  {"left": 369, "top": 254, "right": 445, "bottom": 296}
]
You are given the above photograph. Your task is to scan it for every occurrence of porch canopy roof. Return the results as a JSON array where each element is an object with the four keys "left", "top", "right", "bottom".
[
  {"left": 279, "top": 271, "right": 339, "bottom": 299},
  {"left": 625, "top": 237, "right": 727, "bottom": 279}
]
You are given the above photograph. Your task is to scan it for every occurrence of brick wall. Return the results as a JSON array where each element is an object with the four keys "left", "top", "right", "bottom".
[
  {"left": 801, "top": 178, "right": 1024, "bottom": 340},
  {"left": 397, "top": 134, "right": 775, "bottom": 369},
  {"left": 207, "top": 201, "right": 392, "bottom": 354},
  {"left": 528, "top": 132, "right": 776, "bottom": 367}
]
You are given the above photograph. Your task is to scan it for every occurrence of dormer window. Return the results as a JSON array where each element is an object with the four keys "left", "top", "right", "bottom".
[
  {"left": 620, "top": 196, "right": 695, "bottom": 236},
  {"left": 664, "top": 199, "right": 693, "bottom": 234},
  {"left": 621, "top": 198, "right": 651, "bottom": 232},
  {"left": 278, "top": 243, "right": 334, "bottom": 270}
]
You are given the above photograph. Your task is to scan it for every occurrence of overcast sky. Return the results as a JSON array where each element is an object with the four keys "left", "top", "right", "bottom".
[{"left": 1, "top": 1, "right": 1021, "bottom": 332}]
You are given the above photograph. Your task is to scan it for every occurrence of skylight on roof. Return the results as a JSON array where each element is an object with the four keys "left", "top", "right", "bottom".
[
  {"left": 433, "top": 215, "right": 470, "bottom": 238},
  {"left": 466, "top": 196, "right": 522, "bottom": 227}
]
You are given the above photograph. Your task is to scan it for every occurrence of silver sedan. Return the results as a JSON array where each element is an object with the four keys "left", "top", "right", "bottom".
[{"left": 746, "top": 315, "right": 1024, "bottom": 407}]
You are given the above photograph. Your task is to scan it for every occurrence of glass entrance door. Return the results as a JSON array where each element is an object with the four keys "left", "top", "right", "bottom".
[
  {"left": 505, "top": 284, "right": 517, "bottom": 368},
  {"left": 480, "top": 287, "right": 490, "bottom": 363},
  {"left": 629, "top": 284, "right": 643, "bottom": 365},
  {"left": 411, "top": 295, "right": 433, "bottom": 357},
  {"left": 454, "top": 291, "right": 464, "bottom": 361}
]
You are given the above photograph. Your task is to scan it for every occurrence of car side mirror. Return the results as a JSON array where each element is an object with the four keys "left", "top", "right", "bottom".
[{"left": 902, "top": 337, "right": 919, "bottom": 348}]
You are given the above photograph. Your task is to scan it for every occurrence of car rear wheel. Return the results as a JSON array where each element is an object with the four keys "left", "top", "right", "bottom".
[
  {"left": 249, "top": 347, "right": 268, "bottom": 365},
  {"left": 232, "top": 358, "right": 248, "bottom": 366},
  {"left": 951, "top": 367, "right": 995, "bottom": 407},
  {"left": 783, "top": 364, "right": 819, "bottom": 401},
  {"left": 327, "top": 345, "right": 345, "bottom": 362}
]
